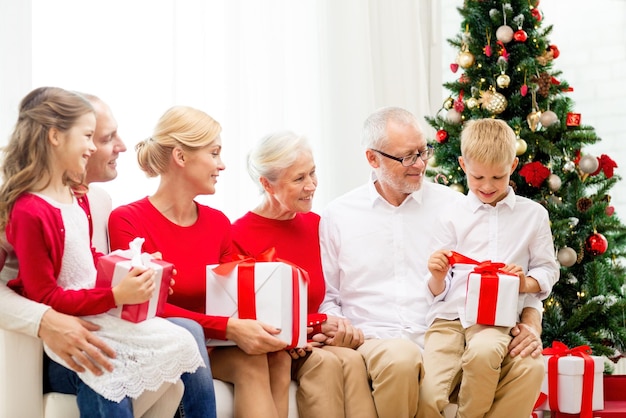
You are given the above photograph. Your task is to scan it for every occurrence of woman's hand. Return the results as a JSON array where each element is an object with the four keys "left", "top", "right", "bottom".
[
  {"left": 226, "top": 318, "right": 288, "bottom": 355},
  {"left": 287, "top": 344, "right": 312, "bottom": 359}
]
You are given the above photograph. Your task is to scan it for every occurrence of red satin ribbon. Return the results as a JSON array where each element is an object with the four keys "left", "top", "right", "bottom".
[
  {"left": 531, "top": 392, "right": 547, "bottom": 417},
  {"left": 211, "top": 248, "right": 309, "bottom": 348},
  {"left": 447, "top": 251, "right": 515, "bottom": 325},
  {"left": 542, "top": 341, "right": 595, "bottom": 418}
]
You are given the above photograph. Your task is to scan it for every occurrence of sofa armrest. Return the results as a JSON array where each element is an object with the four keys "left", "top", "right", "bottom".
[{"left": 0, "top": 328, "right": 44, "bottom": 418}]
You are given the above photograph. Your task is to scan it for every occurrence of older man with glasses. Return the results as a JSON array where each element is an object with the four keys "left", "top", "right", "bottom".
[{"left": 317, "top": 106, "right": 545, "bottom": 418}]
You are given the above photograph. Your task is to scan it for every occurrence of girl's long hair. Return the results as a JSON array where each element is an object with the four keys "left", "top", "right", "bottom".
[{"left": 0, "top": 87, "right": 93, "bottom": 230}]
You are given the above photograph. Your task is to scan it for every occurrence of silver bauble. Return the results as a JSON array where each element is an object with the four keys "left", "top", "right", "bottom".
[
  {"left": 563, "top": 161, "right": 576, "bottom": 172},
  {"left": 557, "top": 247, "right": 577, "bottom": 267},
  {"left": 547, "top": 174, "right": 562, "bottom": 191},
  {"left": 446, "top": 109, "right": 463, "bottom": 124},
  {"left": 540, "top": 110, "right": 559, "bottom": 128},
  {"left": 495, "top": 25, "right": 514, "bottom": 43},
  {"left": 579, "top": 155, "right": 599, "bottom": 174}
]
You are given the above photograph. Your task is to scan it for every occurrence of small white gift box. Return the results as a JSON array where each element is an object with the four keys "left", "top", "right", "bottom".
[
  {"left": 206, "top": 259, "right": 308, "bottom": 348},
  {"left": 464, "top": 268, "right": 519, "bottom": 327},
  {"left": 539, "top": 345, "right": 604, "bottom": 414}
]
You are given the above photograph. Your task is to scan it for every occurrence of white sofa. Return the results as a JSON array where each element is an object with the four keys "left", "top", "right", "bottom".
[
  {"left": 0, "top": 328, "right": 300, "bottom": 418},
  {"left": 1, "top": 327, "right": 458, "bottom": 418}
]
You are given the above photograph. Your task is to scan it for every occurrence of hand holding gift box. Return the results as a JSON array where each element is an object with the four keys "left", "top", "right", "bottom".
[
  {"left": 96, "top": 237, "right": 173, "bottom": 323},
  {"left": 447, "top": 251, "right": 520, "bottom": 327},
  {"left": 206, "top": 250, "right": 308, "bottom": 349},
  {"left": 538, "top": 341, "right": 604, "bottom": 417}
]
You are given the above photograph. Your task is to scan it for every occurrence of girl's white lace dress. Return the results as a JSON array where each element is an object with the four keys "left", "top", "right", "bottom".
[{"left": 43, "top": 196, "right": 203, "bottom": 402}]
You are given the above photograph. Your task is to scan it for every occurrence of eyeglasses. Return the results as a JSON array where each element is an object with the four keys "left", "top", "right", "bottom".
[{"left": 370, "top": 145, "right": 434, "bottom": 167}]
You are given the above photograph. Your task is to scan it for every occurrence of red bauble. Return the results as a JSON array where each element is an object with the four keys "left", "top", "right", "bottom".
[
  {"left": 548, "top": 44, "right": 560, "bottom": 58},
  {"left": 436, "top": 129, "right": 449, "bottom": 143},
  {"left": 606, "top": 206, "right": 615, "bottom": 217},
  {"left": 513, "top": 30, "right": 528, "bottom": 42},
  {"left": 586, "top": 233, "right": 608, "bottom": 256},
  {"left": 531, "top": 8, "right": 542, "bottom": 21},
  {"left": 520, "top": 84, "right": 528, "bottom": 96}
]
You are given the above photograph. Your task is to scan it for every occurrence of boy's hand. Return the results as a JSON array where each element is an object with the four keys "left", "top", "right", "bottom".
[{"left": 428, "top": 249, "right": 452, "bottom": 282}]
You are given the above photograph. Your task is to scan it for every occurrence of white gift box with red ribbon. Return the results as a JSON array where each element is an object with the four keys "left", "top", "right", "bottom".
[
  {"left": 539, "top": 342, "right": 604, "bottom": 416},
  {"left": 206, "top": 258, "right": 308, "bottom": 348},
  {"left": 95, "top": 238, "right": 172, "bottom": 323},
  {"left": 448, "top": 252, "right": 520, "bottom": 327},
  {"left": 465, "top": 269, "right": 519, "bottom": 327}
]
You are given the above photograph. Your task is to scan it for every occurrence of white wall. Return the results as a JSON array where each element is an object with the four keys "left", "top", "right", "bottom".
[
  {"left": 1, "top": 0, "right": 625, "bottom": 222},
  {"left": 440, "top": 0, "right": 626, "bottom": 221}
]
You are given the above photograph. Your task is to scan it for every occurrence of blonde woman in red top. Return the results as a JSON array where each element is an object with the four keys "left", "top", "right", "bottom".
[
  {"left": 109, "top": 106, "right": 291, "bottom": 418},
  {"left": 231, "top": 131, "right": 376, "bottom": 418}
]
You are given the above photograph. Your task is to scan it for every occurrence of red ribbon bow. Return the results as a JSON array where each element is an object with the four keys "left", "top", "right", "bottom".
[
  {"left": 541, "top": 341, "right": 595, "bottom": 418},
  {"left": 212, "top": 248, "right": 309, "bottom": 349}
]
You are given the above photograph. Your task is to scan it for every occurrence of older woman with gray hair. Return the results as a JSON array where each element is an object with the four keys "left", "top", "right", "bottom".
[{"left": 231, "top": 130, "right": 376, "bottom": 418}]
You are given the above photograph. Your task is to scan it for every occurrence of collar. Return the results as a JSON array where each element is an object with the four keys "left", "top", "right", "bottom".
[{"left": 467, "top": 186, "right": 516, "bottom": 212}]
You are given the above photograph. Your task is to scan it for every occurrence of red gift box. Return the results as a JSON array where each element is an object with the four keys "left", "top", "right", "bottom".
[
  {"left": 448, "top": 251, "right": 520, "bottom": 327},
  {"left": 96, "top": 247, "right": 172, "bottom": 323},
  {"left": 206, "top": 250, "right": 308, "bottom": 349}
]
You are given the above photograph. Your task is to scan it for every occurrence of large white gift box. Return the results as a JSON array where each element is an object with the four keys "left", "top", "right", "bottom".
[
  {"left": 206, "top": 259, "right": 308, "bottom": 348},
  {"left": 539, "top": 345, "right": 604, "bottom": 414},
  {"left": 95, "top": 238, "right": 172, "bottom": 323},
  {"left": 464, "top": 268, "right": 519, "bottom": 327}
]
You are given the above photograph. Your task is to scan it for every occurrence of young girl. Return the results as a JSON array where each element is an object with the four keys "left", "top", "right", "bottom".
[{"left": 0, "top": 87, "right": 203, "bottom": 416}]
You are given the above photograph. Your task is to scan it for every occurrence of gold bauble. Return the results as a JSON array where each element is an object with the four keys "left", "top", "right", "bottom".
[
  {"left": 515, "top": 138, "right": 528, "bottom": 156},
  {"left": 526, "top": 111, "right": 541, "bottom": 132},
  {"left": 482, "top": 90, "right": 507, "bottom": 114},
  {"left": 443, "top": 97, "right": 454, "bottom": 110},
  {"left": 457, "top": 51, "right": 475, "bottom": 69},
  {"left": 496, "top": 74, "right": 511, "bottom": 89},
  {"left": 466, "top": 97, "right": 479, "bottom": 110},
  {"left": 449, "top": 183, "right": 465, "bottom": 193}
]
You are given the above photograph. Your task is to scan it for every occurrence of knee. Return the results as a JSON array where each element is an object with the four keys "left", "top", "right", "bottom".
[
  {"left": 371, "top": 340, "right": 422, "bottom": 377},
  {"left": 336, "top": 347, "right": 364, "bottom": 369}
]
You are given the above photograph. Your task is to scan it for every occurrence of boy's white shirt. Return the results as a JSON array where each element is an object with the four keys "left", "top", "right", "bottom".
[{"left": 424, "top": 187, "right": 559, "bottom": 328}]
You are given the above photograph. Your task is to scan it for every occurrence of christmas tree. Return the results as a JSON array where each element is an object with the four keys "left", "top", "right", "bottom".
[{"left": 426, "top": 0, "right": 626, "bottom": 359}]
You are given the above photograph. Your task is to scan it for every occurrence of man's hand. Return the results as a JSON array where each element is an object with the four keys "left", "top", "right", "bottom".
[
  {"left": 311, "top": 315, "right": 364, "bottom": 348},
  {"left": 39, "top": 309, "right": 116, "bottom": 375},
  {"left": 509, "top": 307, "right": 543, "bottom": 358}
]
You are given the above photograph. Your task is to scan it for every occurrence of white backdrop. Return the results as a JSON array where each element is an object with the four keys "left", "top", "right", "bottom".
[
  {"left": 1, "top": 0, "right": 624, "bottom": 222},
  {"left": 0, "top": 0, "right": 439, "bottom": 222}
]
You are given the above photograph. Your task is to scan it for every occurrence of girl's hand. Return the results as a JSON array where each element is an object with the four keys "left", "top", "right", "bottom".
[
  {"left": 287, "top": 344, "right": 312, "bottom": 359},
  {"left": 112, "top": 266, "right": 156, "bottom": 305}
]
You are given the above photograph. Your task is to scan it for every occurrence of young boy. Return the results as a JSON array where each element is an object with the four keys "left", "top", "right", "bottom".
[{"left": 417, "top": 118, "right": 560, "bottom": 418}]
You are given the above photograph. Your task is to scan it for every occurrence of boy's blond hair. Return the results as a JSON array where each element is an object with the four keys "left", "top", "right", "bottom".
[{"left": 460, "top": 118, "right": 517, "bottom": 166}]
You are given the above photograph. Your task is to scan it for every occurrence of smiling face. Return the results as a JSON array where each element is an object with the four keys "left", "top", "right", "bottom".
[
  {"left": 85, "top": 100, "right": 127, "bottom": 184},
  {"left": 459, "top": 156, "right": 518, "bottom": 206},
  {"left": 182, "top": 137, "right": 225, "bottom": 195},
  {"left": 263, "top": 151, "right": 317, "bottom": 216},
  {"left": 53, "top": 112, "right": 97, "bottom": 177},
  {"left": 367, "top": 119, "right": 427, "bottom": 205}
]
